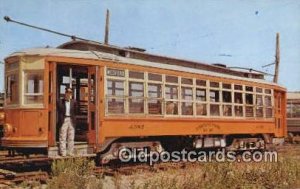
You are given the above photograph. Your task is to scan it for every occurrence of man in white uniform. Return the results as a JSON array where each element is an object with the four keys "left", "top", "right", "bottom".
[{"left": 58, "top": 87, "right": 77, "bottom": 156}]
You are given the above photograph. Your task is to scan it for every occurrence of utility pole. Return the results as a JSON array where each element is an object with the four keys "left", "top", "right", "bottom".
[
  {"left": 273, "top": 33, "right": 280, "bottom": 83},
  {"left": 104, "top": 9, "right": 110, "bottom": 45}
]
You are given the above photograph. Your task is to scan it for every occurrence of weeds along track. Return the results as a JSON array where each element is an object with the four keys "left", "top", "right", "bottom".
[{"left": 0, "top": 143, "right": 299, "bottom": 185}]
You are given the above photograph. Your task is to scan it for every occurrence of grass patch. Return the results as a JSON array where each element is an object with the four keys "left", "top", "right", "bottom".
[
  {"left": 47, "top": 158, "right": 103, "bottom": 189},
  {"left": 133, "top": 157, "right": 300, "bottom": 189}
]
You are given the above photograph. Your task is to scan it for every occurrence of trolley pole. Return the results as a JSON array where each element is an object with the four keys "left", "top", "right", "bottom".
[
  {"left": 273, "top": 33, "right": 280, "bottom": 83},
  {"left": 104, "top": 9, "right": 110, "bottom": 45}
]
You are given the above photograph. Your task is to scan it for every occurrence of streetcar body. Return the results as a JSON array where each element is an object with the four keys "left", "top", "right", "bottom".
[
  {"left": 287, "top": 92, "right": 300, "bottom": 138},
  {"left": 2, "top": 41, "right": 287, "bottom": 161}
]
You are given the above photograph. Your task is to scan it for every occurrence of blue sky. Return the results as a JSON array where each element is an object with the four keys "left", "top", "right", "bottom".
[{"left": 0, "top": 0, "right": 299, "bottom": 92}]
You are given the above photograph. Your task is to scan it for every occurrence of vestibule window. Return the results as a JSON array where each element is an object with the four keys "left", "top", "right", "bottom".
[
  {"left": 6, "top": 73, "right": 19, "bottom": 105},
  {"left": 24, "top": 71, "right": 44, "bottom": 105}
]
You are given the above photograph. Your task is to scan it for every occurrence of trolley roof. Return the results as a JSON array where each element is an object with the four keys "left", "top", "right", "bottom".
[
  {"left": 287, "top": 92, "right": 300, "bottom": 100},
  {"left": 7, "top": 47, "right": 283, "bottom": 88}
]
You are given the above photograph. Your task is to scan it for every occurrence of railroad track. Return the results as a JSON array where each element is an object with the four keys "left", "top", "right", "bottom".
[{"left": 0, "top": 143, "right": 299, "bottom": 186}]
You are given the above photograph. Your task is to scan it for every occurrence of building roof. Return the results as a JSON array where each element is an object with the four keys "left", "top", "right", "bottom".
[
  {"left": 287, "top": 92, "right": 300, "bottom": 100},
  {"left": 7, "top": 47, "right": 281, "bottom": 87}
]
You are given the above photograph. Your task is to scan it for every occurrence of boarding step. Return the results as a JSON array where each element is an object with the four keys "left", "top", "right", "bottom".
[{"left": 48, "top": 142, "right": 95, "bottom": 158}]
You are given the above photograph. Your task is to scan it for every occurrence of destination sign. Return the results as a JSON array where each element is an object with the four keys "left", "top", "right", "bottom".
[{"left": 107, "top": 68, "right": 125, "bottom": 77}]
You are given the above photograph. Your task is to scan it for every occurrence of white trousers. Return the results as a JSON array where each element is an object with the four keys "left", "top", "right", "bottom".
[{"left": 59, "top": 117, "right": 75, "bottom": 156}]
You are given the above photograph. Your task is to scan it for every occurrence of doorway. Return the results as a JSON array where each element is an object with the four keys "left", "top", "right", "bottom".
[{"left": 53, "top": 64, "right": 97, "bottom": 145}]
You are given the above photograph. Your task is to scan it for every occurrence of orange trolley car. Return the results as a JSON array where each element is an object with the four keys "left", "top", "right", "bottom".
[
  {"left": 2, "top": 41, "right": 286, "bottom": 163},
  {"left": 287, "top": 92, "right": 300, "bottom": 140}
]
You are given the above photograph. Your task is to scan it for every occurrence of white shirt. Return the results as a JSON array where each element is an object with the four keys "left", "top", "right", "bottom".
[{"left": 65, "top": 101, "right": 71, "bottom": 116}]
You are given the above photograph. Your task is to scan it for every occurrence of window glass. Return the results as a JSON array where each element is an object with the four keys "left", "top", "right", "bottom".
[
  {"left": 182, "top": 102, "right": 193, "bottom": 115},
  {"left": 235, "top": 106, "right": 243, "bottom": 117},
  {"left": 256, "top": 87, "right": 263, "bottom": 93},
  {"left": 246, "top": 107, "right": 254, "bottom": 117},
  {"left": 181, "top": 87, "right": 193, "bottom": 100},
  {"left": 196, "top": 104, "right": 207, "bottom": 116},
  {"left": 223, "top": 83, "right": 231, "bottom": 89},
  {"left": 210, "top": 82, "right": 219, "bottom": 88},
  {"left": 210, "top": 104, "right": 220, "bottom": 116},
  {"left": 265, "top": 96, "right": 272, "bottom": 106},
  {"left": 24, "top": 72, "right": 44, "bottom": 104},
  {"left": 166, "top": 102, "right": 178, "bottom": 115},
  {"left": 5, "top": 62, "right": 19, "bottom": 71},
  {"left": 293, "top": 104, "right": 300, "bottom": 118},
  {"left": 265, "top": 89, "right": 272, "bottom": 94},
  {"left": 287, "top": 103, "right": 292, "bottom": 118},
  {"left": 148, "top": 84, "right": 162, "bottom": 98},
  {"left": 6, "top": 73, "right": 19, "bottom": 105},
  {"left": 181, "top": 78, "right": 193, "bottom": 85},
  {"left": 234, "top": 85, "right": 243, "bottom": 90},
  {"left": 148, "top": 73, "right": 162, "bottom": 81},
  {"left": 266, "top": 108, "right": 273, "bottom": 118},
  {"left": 166, "top": 75, "right": 178, "bottom": 83},
  {"left": 129, "top": 82, "right": 144, "bottom": 97},
  {"left": 165, "top": 85, "right": 178, "bottom": 99},
  {"left": 196, "top": 80, "right": 206, "bottom": 87},
  {"left": 256, "top": 107, "right": 264, "bottom": 117},
  {"left": 234, "top": 92, "right": 243, "bottom": 104},
  {"left": 107, "top": 98, "right": 125, "bottom": 114},
  {"left": 148, "top": 99, "right": 162, "bottom": 114},
  {"left": 196, "top": 89, "right": 206, "bottom": 101},
  {"left": 129, "top": 71, "right": 144, "bottom": 79},
  {"left": 223, "top": 105, "right": 232, "bottom": 116},
  {"left": 246, "top": 94, "right": 253, "bottom": 105},
  {"left": 129, "top": 98, "right": 144, "bottom": 113},
  {"left": 107, "top": 80, "right": 124, "bottom": 96},
  {"left": 210, "top": 90, "right": 219, "bottom": 102},
  {"left": 256, "top": 95, "right": 263, "bottom": 106},
  {"left": 222, "top": 91, "right": 232, "bottom": 103},
  {"left": 246, "top": 86, "right": 253, "bottom": 92}
]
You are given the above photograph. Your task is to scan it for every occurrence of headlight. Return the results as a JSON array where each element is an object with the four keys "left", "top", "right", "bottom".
[
  {"left": 0, "top": 112, "right": 4, "bottom": 120},
  {"left": 3, "top": 123, "right": 12, "bottom": 135}
]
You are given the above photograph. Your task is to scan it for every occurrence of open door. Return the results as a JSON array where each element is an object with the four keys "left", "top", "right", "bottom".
[
  {"left": 87, "top": 66, "right": 98, "bottom": 144},
  {"left": 48, "top": 62, "right": 57, "bottom": 146}
]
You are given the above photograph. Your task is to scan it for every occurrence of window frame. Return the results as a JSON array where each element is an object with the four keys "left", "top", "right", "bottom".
[
  {"left": 105, "top": 68, "right": 126, "bottom": 115},
  {"left": 23, "top": 70, "right": 45, "bottom": 106},
  {"left": 104, "top": 67, "right": 275, "bottom": 119},
  {"left": 5, "top": 61, "right": 20, "bottom": 107}
]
